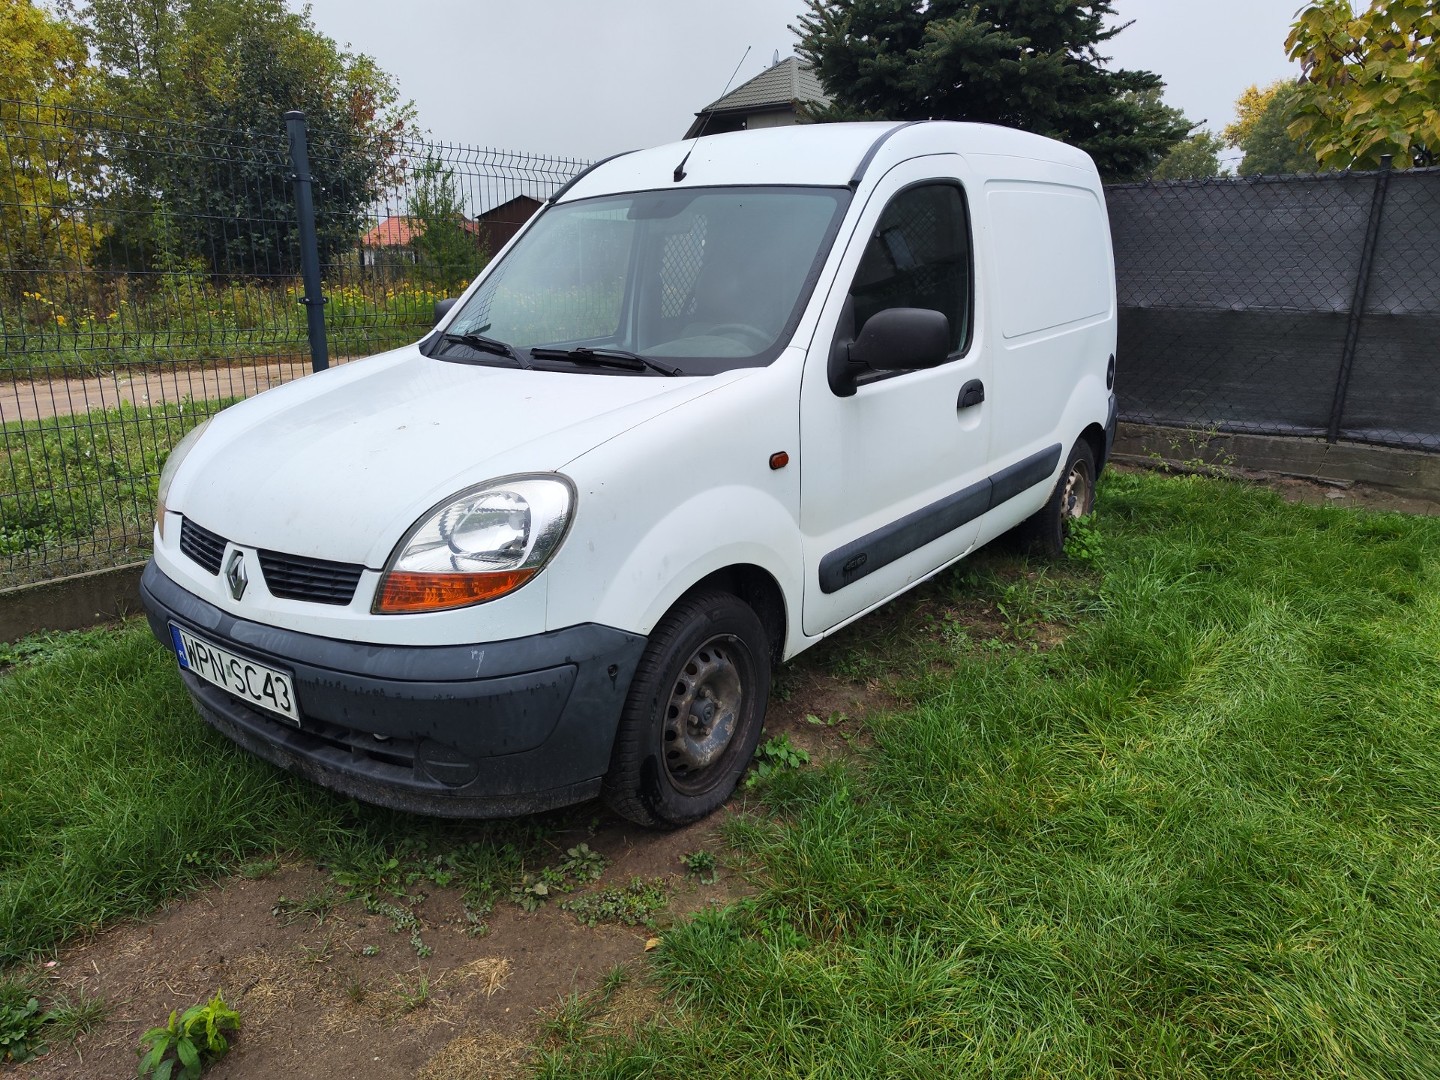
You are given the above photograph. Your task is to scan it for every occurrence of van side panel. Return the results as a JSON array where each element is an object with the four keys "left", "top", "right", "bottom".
[
  {"left": 978, "top": 167, "right": 1116, "bottom": 494},
  {"left": 988, "top": 183, "right": 1112, "bottom": 339}
]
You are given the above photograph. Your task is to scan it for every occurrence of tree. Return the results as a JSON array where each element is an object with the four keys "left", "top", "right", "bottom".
[
  {"left": 0, "top": 1, "right": 99, "bottom": 302},
  {"left": 1286, "top": 0, "right": 1440, "bottom": 169},
  {"left": 1152, "top": 131, "right": 1226, "bottom": 180},
  {"left": 1223, "top": 81, "right": 1314, "bottom": 176},
  {"left": 792, "top": 0, "right": 1192, "bottom": 180},
  {"left": 408, "top": 156, "right": 488, "bottom": 291},
  {"left": 63, "top": 0, "right": 413, "bottom": 277}
]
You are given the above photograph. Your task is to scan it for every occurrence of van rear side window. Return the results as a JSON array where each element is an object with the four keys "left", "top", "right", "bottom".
[{"left": 986, "top": 182, "right": 1111, "bottom": 339}]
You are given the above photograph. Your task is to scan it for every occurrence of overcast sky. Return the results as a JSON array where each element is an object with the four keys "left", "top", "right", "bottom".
[{"left": 290, "top": 0, "right": 1304, "bottom": 166}]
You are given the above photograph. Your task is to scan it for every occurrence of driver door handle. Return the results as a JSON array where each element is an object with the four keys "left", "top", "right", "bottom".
[{"left": 958, "top": 380, "right": 985, "bottom": 410}]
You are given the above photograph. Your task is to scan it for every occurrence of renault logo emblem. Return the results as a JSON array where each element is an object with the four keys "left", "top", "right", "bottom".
[{"left": 224, "top": 550, "right": 249, "bottom": 601}]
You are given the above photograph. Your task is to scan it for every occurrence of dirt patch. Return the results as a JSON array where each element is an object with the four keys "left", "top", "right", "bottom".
[
  {"left": 9, "top": 651, "right": 893, "bottom": 1080},
  {"left": 13, "top": 814, "right": 743, "bottom": 1080},
  {"left": 763, "top": 663, "right": 899, "bottom": 763},
  {"left": 1255, "top": 471, "right": 1440, "bottom": 515}
]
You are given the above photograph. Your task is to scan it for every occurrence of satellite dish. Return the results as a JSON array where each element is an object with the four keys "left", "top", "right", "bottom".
[{"left": 773, "top": 49, "right": 780, "bottom": 67}]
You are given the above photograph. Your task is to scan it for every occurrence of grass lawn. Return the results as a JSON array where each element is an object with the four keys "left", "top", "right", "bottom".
[
  {"left": 2, "top": 470, "right": 1438, "bottom": 1076},
  {"left": 0, "top": 400, "right": 227, "bottom": 586}
]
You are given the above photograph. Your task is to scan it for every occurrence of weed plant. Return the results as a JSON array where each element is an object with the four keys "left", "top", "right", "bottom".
[
  {"left": 45, "top": 986, "right": 107, "bottom": 1042},
  {"left": 561, "top": 878, "right": 669, "bottom": 928},
  {"left": 0, "top": 975, "right": 47, "bottom": 1064},
  {"left": 136, "top": 991, "right": 240, "bottom": 1080}
]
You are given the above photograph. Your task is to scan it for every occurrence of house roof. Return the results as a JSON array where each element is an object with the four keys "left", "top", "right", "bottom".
[
  {"left": 475, "top": 194, "right": 542, "bottom": 222},
  {"left": 698, "top": 56, "right": 831, "bottom": 115},
  {"left": 361, "top": 215, "right": 483, "bottom": 248}
]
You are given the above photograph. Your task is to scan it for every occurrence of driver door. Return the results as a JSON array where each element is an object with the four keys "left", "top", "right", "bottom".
[{"left": 799, "top": 156, "right": 992, "bottom": 635}]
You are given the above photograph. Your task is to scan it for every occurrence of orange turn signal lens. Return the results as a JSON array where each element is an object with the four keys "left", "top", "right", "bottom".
[{"left": 374, "top": 569, "right": 538, "bottom": 614}]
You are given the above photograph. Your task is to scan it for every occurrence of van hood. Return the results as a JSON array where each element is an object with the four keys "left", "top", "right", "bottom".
[{"left": 170, "top": 347, "right": 731, "bottom": 567}]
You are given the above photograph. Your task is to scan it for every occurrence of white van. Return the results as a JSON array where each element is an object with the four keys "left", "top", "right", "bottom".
[{"left": 142, "top": 121, "right": 1117, "bottom": 828}]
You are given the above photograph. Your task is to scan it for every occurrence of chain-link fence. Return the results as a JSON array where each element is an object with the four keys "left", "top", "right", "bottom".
[
  {"left": 0, "top": 96, "right": 587, "bottom": 588},
  {"left": 1108, "top": 164, "right": 1440, "bottom": 451}
]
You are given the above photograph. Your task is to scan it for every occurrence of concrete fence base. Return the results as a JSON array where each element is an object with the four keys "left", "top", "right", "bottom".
[
  {"left": 1, "top": 563, "right": 146, "bottom": 644},
  {"left": 1112, "top": 424, "right": 1440, "bottom": 503}
]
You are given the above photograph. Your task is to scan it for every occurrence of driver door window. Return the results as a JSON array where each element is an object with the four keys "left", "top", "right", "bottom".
[{"left": 850, "top": 183, "right": 972, "bottom": 361}]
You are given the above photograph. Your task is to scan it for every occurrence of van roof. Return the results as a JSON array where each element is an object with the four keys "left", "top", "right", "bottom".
[{"left": 556, "top": 121, "right": 1096, "bottom": 202}]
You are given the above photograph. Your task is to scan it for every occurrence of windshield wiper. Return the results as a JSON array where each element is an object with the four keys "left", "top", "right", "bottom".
[
  {"left": 441, "top": 331, "right": 529, "bottom": 367},
  {"left": 530, "top": 346, "right": 681, "bottom": 377}
]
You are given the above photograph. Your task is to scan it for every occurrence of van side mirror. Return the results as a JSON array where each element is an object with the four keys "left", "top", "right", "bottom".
[
  {"left": 829, "top": 307, "right": 952, "bottom": 396},
  {"left": 432, "top": 298, "right": 457, "bottom": 327}
]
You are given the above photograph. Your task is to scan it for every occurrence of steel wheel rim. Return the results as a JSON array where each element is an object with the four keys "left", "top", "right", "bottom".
[
  {"left": 1061, "top": 459, "right": 1094, "bottom": 520},
  {"left": 663, "top": 634, "right": 746, "bottom": 793}
]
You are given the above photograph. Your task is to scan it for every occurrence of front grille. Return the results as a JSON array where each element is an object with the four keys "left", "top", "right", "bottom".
[
  {"left": 180, "top": 517, "right": 227, "bottom": 574},
  {"left": 258, "top": 549, "right": 365, "bottom": 606}
]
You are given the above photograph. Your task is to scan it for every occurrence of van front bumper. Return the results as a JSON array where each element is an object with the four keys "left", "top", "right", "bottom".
[{"left": 140, "top": 560, "right": 646, "bottom": 818}]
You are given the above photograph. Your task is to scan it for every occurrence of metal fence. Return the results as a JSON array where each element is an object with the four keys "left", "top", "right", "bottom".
[
  {"left": 0, "top": 97, "right": 587, "bottom": 588},
  {"left": 1108, "top": 164, "right": 1440, "bottom": 451}
]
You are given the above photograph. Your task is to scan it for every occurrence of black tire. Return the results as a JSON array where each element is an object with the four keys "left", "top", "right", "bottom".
[
  {"left": 603, "top": 590, "right": 771, "bottom": 828},
  {"left": 1016, "top": 439, "right": 1097, "bottom": 558}
]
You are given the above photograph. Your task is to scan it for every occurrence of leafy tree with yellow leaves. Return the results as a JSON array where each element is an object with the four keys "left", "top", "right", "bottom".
[
  {"left": 0, "top": 0, "right": 99, "bottom": 303},
  {"left": 1287, "top": 0, "right": 1439, "bottom": 169},
  {"left": 1224, "top": 80, "right": 1316, "bottom": 176}
]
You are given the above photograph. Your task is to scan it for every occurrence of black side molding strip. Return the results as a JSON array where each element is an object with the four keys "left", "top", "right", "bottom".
[
  {"left": 818, "top": 443, "right": 1062, "bottom": 594},
  {"left": 988, "top": 445, "right": 1061, "bottom": 509}
]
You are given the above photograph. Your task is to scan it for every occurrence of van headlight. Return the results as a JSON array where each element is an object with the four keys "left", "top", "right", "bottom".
[
  {"left": 374, "top": 475, "right": 575, "bottom": 614},
  {"left": 154, "top": 418, "right": 212, "bottom": 541}
]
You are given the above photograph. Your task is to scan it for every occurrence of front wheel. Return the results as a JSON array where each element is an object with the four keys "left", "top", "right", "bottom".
[
  {"left": 603, "top": 590, "right": 770, "bottom": 828},
  {"left": 1016, "top": 440, "right": 1096, "bottom": 558}
]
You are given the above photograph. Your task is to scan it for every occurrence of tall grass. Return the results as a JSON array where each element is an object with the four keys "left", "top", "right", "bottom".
[
  {"left": 0, "top": 627, "right": 561, "bottom": 961},
  {"left": 1, "top": 277, "right": 446, "bottom": 378},
  {"left": 3, "top": 471, "right": 1438, "bottom": 1074},
  {"left": 0, "top": 399, "right": 227, "bottom": 583},
  {"left": 539, "top": 473, "right": 1440, "bottom": 1078}
]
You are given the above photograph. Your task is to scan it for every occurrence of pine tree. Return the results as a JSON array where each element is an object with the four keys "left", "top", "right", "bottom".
[{"left": 794, "top": 0, "right": 1191, "bottom": 180}]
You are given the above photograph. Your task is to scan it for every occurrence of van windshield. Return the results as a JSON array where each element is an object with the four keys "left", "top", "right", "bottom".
[{"left": 433, "top": 186, "right": 851, "bottom": 375}]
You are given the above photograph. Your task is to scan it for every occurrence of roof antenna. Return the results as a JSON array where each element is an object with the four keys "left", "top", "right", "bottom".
[{"left": 675, "top": 45, "right": 751, "bottom": 183}]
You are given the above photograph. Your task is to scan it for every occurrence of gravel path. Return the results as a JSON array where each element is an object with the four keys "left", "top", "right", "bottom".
[{"left": 1, "top": 357, "right": 352, "bottom": 423}]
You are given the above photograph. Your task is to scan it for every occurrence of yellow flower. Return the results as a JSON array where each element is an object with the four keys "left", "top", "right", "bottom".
[{"left": 55, "top": 314, "right": 66, "bottom": 326}]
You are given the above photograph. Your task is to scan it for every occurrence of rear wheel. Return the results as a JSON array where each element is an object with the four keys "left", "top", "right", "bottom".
[
  {"left": 1016, "top": 440, "right": 1096, "bottom": 558},
  {"left": 603, "top": 590, "right": 770, "bottom": 828}
]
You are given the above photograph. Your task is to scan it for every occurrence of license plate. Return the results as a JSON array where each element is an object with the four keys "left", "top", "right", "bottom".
[{"left": 169, "top": 623, "right": 300, "bottom": 725}]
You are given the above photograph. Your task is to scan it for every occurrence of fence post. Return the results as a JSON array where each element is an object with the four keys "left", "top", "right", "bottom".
[
  {"left": 285, "top": 110, "right": 329, "bottom": 373},
  {"left": 1327, "top": 154, "right": 1393, "bottom": 443}
]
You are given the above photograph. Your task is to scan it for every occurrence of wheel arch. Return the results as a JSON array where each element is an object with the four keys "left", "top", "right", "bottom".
[
  {"left": 680, "top": 564, "right": 787, "bottom": 666},
  {"left": 1079, "top": 421, "right": 1109, "bottom": 475}
]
